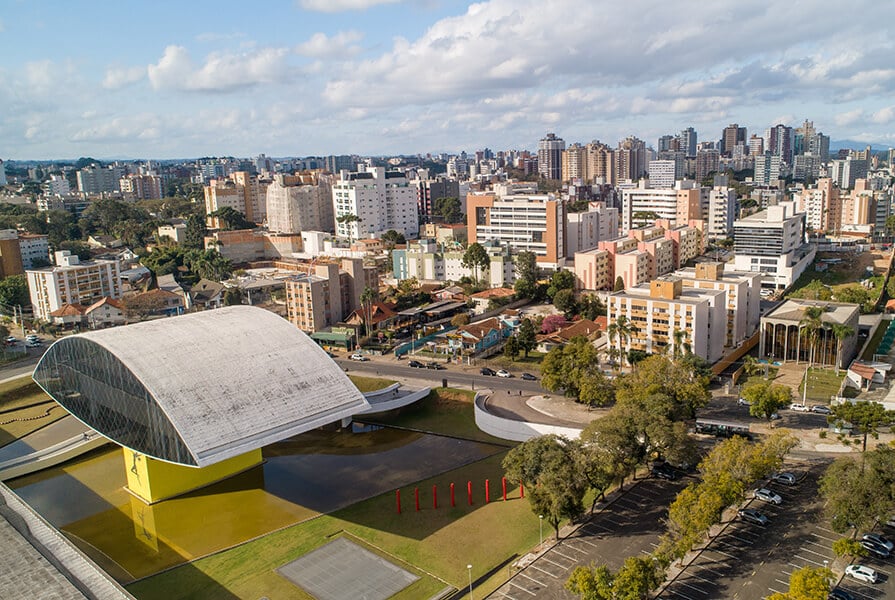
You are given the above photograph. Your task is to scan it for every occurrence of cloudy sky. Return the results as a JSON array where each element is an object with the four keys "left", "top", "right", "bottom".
[{"left": 3, "top": 0, "right": 895, "bottom": 160}]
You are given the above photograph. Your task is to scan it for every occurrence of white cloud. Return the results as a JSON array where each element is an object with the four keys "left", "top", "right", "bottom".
[
  {"left": 835, "top": 109, "right": 864, "bottom": 127},
  {"left": 147, "top": 45, "right": 292, "bottom": 92},
  {"left": 296, "top": 31, "right": 363, "bottom": 59},
  {"left": 102, "top": 66, "right": 145, "bottom": 89},
  {"left": 298, "top": 0, "right": 402, "bottom": 12},
  {"left": 71, "top": 114, "right": 162, "bottom": 143},
  {"left": 871, "top": 106, "right": 895, "bottom": 124}
]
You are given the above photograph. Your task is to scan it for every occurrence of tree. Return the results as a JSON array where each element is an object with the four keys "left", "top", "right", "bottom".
[
  {"left": 462, "top": 243, "right": 490, "bottom": 283},
  {"left": 799, "top": 306, "right": 824, "bottom": 366},
  {"left": 514, "top": 251, "right": 538, "bottom": 298},
  {"left": 122, "top": 293, "right": 169, "bottom": 322},
  {"left": 360, "top": 286, "right": 377, "bottom": 337},
  {"left": 553, "top": 288, "right": 578, "bottom": 318},
  {"left": 450, "top": 313, "right": 470, "bottom": 327},
  {"left": 614, "top": 276, "right": 625, "bottom": 292},
  {"left": 820, "top": 447, "right": 895, "bottom": 533},
  {"left": 183, "top": 214, "right": 207, "bottom": 250},
  {"left": 433, "top": 197, "right": 463, "bottom": 223},
  {"left": 541, "top": 337, "right": 611, "bottom": 405},
  {"left": 767, "top": 566, "right": 832, "bottom": 600},
  {"left": 517, "top": 318, "right": 537, "bottom": 358},
  {"left": 502, "top": 435, "right": 587, "bottom": 539},
  {"left": 743, "top": 381, "right": 792, "bottom": 420},
  {"left": 566, "top": 556, "right": 662, "bottom": 600},
  {"left": 546, "top": 270, "right": 575, "bottom": 300},
  {"left": 0, "top": 275, "right": 30, "bottom": 309},
  {"left": 832, "top": 537, "right": 866, "bottom": 559},
  {"left": 566, "top": 564, "right": 613, "bottom": 600},
  {"left": 380, "top": 229, "right": 406, "bottom": 246},
  {"left": 829, "top": 323, "right": 854, "bottom": 374},
  {"left": 579, "top": 294, "right": 605, "bottom": 321},
  {"left": 829, "top": 401, "right": 895, "bottom": 452},
  {"left": 541, "top": 314, "right": 568, "bottom": 334},
  {"left": 606, "top": 315, "right": 634, "bottom": 370},
  {"left": 614, "top": 355, "right": 711, "bottom": 421},
  {"left": 223, "top": 288, "right": 243, "bottom": 306},
  {"left": 209, "top": 206, "right": 254, "bottom": 231},
  {"left": 504, "top": 335, "right": 520, "bottom": 360},
  {"left": 336, "top": 213, "right": 362, "bottom": 242}
]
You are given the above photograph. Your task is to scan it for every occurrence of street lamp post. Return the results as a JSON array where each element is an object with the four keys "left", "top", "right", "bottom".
[
  {"left": 467, "top": 564, "right": 473, "bottom": 599},
  {"left": 539, "top": 514, "right": 543, "bottom": 546}
]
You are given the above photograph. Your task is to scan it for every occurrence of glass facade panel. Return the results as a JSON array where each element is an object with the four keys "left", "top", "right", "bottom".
[{"left": 33, "top": 338, "right": 196, "bottom": 465}]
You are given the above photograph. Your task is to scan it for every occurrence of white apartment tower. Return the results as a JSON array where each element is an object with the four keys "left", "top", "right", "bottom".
[
  {"left": 538, "top": 133, "right": 565, "bottom": 180},
  {"left": 732, "top": 201, "right": 815, "bottom": 288},
  {"left": 332, "top": 166, "right": 419, "bottom": 240},
  {"left": 266, "top": 173, "right": 334, "bottom": 234},
  {"left": 26, "top": 251, "right": 122, "bottom": 321}
]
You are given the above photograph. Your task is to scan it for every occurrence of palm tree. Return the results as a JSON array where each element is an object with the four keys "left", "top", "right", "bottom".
[
  {"left": 830, "top": 323, "right": 855, "bottom": 374},
  {"left": 671, "top": 328, "right": 686, "bottom": 360},
  {"left": 360, "top": 286, "right": 376, "bottom": 338},
  {"left": 336, "top": 213, "right": 362, "bottom": 244},
  {"left": 799, "top": 306, "right": 824, "bottom": 367},
  {"left": 607, "top": 315, "right": 633, "bottom": 369}
]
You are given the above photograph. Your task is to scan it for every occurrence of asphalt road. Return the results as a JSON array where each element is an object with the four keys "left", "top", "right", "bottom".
[{"left": 334, "top": 356, "right": 547, "bottom": 396}]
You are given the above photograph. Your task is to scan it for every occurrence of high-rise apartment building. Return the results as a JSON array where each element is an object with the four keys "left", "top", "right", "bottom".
[
  {"left": 76, "top": 165, "right": 125, "bottom": 195},
  {"left": 620, "top": 181, "right": 702, "bottom": 232},
  {"left": 585, "top": 141, "right": 616, "bottom": 185},
  {"left": 562, "top": 143, "right": 587, "bottom": 182},
  {"left": 119, "top": 174, "right": 163, "bottom": 200},
  {"left": 466, "top": 193, "right": 564, "bottom": 267},
  {"left": 680, "top": 127, "right": 698, "bottom": 158},
  {"left": 332, "top": 166, "right": 419, "bottom": 240},
  {"left": 721, "top": 124, "right": 747, "bottom": 157},
  {"left": 615, "top": 136, "right": 647, "bottom": 181},
  {"left": 695, "top": 149, "right": 720, "bottom": 182},
  {"left": 767, "top": 124, "right": 794, "bottom": 164},
  {"left": 753, "top": 153, "right": 783, "bottom": 186},
  {"left": 732, "top": 201, "right": 815, "bottom": 288},
  {"left": 416, "top": 176, "right": 460, "bottom": 222},
  {"left": 796, "top": 178, "right": 841, "bottom": 233},
  {"left": 26, "top": 251, "right": 122, "bottom": 321},
  {"left": 565, "top": 204, "right": 619, "bottom": 255},
  {"left": 18, "top": 233, "right": 49, "bottom": 269},
  {"left": 203, "top": 171, "right": 270, "bottom": 228},
  {"left": 284, "top": 258, "right": 377, "bottom": 333},
  {"left": 647, "top": 160, "right": 676, "bottom": 189},
  {"left": 829, "top": 157, "right": 868, "bottom": 190},
  {"left": 703, "top": 179, "right": 737, "bottom": 240},
  {"left": 537, "top": 133, "right": 565, "bottom": 180},
  {"left": 748, "top": 134, "right": 764, "bottom": 156},
  {"left": 266, "top": 173, "right": 334, "bottom": 234}
]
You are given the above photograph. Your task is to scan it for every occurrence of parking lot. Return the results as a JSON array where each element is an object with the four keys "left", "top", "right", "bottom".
[
  {"left": 657, "top": 460, "right": 895, "bottom": 600},
  {"left": 488, "top": 476, "right": 689, "bottom": 599}
]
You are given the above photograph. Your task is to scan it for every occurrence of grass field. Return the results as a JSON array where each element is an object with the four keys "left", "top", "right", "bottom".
[
  {"left": 347, "top": 375, "right": 397, "bottom": 393},
  {"left": 363, "top": 387, "right": 510, "bottom": 446},
  {"left": 797, "top": 367, "right": 845, "bottom": 402},
  {"left": 126, "top": 451, "right": 540, "bottom": 600}
]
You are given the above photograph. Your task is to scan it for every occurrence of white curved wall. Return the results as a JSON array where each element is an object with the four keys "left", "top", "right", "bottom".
[
  {"left": 357, "top": 386, "right": 431, "bottom": 414},
  {"left": 474, "top": 394, "right": 582, "bottom": 442}
]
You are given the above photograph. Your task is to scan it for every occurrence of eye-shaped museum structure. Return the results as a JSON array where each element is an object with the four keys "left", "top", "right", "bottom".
[{"left": 32, "top": 305, "right": 370, "bottom": 503}]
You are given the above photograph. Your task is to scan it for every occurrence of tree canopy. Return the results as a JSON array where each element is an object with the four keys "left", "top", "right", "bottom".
[
  {"left": 0, "top": 275, "right": 30, "bottom": 309},
  {"left": 541, "top": 337, "right": 614, "bottom": 407},
  {"left": 462, "top": 243, "right": 490, "bottom": 282},
  {"left": 829, "top": 401, "right": 895, "bottom": 452},
  {"left": 433, "top": 197, "right": 463, "bottom": 223},
  {"left": 743, "top": 381, "right": 792, "bottom": 420}
]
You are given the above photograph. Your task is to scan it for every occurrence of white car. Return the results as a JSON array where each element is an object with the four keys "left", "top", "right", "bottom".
[
  {"left": 349, "top": 353, "right": 368, "bottom": 362},
  {"left": 754, "top": 488, "right": 783, "bottom": 505},
  {"left": 771, "top": 472, "right": 797, "bottom": 486},
  {"left": 496, "top": 369, "right": 512, "bottom": 378},
  {"left": 845, "top": 564, "right": 879, "bottom": 584},
  {"left": 789, "top": 403, "right": 810, "bottom": 412}
]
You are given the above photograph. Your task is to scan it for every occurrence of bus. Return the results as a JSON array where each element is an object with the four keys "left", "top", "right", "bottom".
[{"left": 694, "top": 418, "right": 752, "bottom": 440}]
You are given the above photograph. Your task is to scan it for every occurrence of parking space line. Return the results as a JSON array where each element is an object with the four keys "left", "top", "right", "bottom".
[
  {"left": 798, "top": 547, "right": 833, "bottom": 560},
  {"left": 540, "top": 556, "right": 572, "bottom": 570},
  {"left": 703, "top": 547, "right": 737, "bottom": 560},
  {"left": 675, "top": 579, "right": 709, "bottom": 595},
  {"left": 804, "top": 539, "right": 834, "bottom": 551},
  {"left": 551, "top": 548, "right": 578, "bottom": 562},
  {"left": 792, "top": 554, "right": 826, "bottom": 567},
  {"left": 571, "top": 537, "right": 599, "bottom": 549},
  {"left": 516, "top": 571, "right": 545, "bottom": 587},
  {"left": 662, "top": 588, "right": 697, "bottom": 600},
  {"left": 562, "top": 543, "right": 590, "bottom": 556},
  {"left": 528, "top": 564, "right": 558, "bottom": 579},
  {"left": 508, "top": 580, "right": 538, "bottom": 596}
]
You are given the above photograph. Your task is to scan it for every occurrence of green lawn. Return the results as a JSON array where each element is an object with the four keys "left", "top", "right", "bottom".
[
  {"left": 348, "top": 375, "right": 397, "bottom": 393},
  {"left": 486, "top": 351, "right": 545, "bottom": 370},
  {"left": 797, "top": 367, "right": 845, "bottom": 402},
  {"left": 863, "top": 322, "right": 889, "bottom": 360},
  {"left": 364, "top": 388, "right": 510, "bottom": 446},
  {"left": 127, "top": 451, "right": 541, "bottom": 600},
  {"left": 736, "top": 367, "right": 779, "bottom": 388}
]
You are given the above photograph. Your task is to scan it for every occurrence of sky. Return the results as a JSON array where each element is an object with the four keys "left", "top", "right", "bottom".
[{"left": 3, "top": 0, "right": 895, "bottom": 160}]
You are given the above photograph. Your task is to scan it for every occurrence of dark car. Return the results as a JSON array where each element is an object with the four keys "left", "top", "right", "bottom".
[
  {"left": 521, "top": 372, "right": 538, "bottom": 381},
  {"left": 426, "top": 362, "right": 445, "bottom": 370},
  {"left": 737, "top": 508, "right": 769, "bottom": 526},
  {"left": 650, "top": 463, "right": 677, "bottom": 481},
  {"left": 860, "top": 539, "right": 891, "bottom": 559},
  {"left": 828, "top": 589, "right": 855, "bottom": 600},
  {"left": 480, "top": 367, "right": 497, "bottom": 376},
  {"left": 408, "top": 360, "right": 425, "bottom": 368}
]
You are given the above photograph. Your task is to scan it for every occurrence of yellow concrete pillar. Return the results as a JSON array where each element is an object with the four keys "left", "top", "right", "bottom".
[{"left": 124, "top": 448, "right": 263, "bottom": 504}]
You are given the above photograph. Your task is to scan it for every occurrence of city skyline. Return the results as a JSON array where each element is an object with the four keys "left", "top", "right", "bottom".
[{"left": 4, "top": 0, "right": 895, "bottom": 160}]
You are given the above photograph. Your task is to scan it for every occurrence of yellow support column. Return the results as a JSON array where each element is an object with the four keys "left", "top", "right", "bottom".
[{"left": 124, "top": 448, "right": 263, "bottom": 504}]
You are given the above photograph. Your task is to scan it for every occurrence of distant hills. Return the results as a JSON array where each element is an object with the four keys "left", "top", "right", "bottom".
[{"left": 830, "top": 140, "right": 893, "bottom": 153}]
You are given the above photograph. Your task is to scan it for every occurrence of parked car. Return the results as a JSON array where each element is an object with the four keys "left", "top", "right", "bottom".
[
  {"left": 811, "top": 405, "right": 833, "bottom": 415},
  {"left": 769, "top": 412, "right": 781, "bottom": 420},
  {"left": 789, "top": 403, "right": 809, "bottom": 412},
  {"left": 737, "top": 397, "right": 751, "bottom": 406},
  {"left": 4, "top": 336, "right": 16, "bottom": 346},
  {"left": 754, "top": 488, "right": 783, "bottom": 505},
  {"left": 496, "top": 369, "right": 513, "bottom": 378},
  {"left": 349, "top": 353, "right": 368, "bottom": 361},
  {"left": 862, "top": 532, "right": 894, "bottom": 551},
  {"left": 737, "top": 508, "right": 769, "bottom": 526},
  {"left": 860, "top": 539, "right": 891, "bottom": 559},
  {"left": 845, "top": 564, "right": 879, "bottom": 584},
  {"left": 521, "top": 372, "right": 538, "bottom": 381},
  {"left": 26, "top": 340, "right": 41, "bottom": 348},
  {"left": 480, "top": 367, "right": 497, "bottom": 376},
  {"left": 828, "top": 589, "right": 855, "bottom": 600},
  {"left": 771, "top": 472, "right": 798, "bottom": 486},
  {"left": 650, "top": 462, "right": 677, "bottom": 481},
  {"left": 426, "top": 362, "right": 445, "bottom": 370},
  {"left": 408, "top": 360, "right": 425, "bottom": 368}
]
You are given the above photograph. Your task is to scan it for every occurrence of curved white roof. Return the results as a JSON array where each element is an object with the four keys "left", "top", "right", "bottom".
[{"left": 38, "top": 306, "right": 369, "bottom": 467}]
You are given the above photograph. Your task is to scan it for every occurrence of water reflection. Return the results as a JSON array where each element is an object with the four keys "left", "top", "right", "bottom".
[{"left": 8, "top": 426, "right": 503, "bottom": 582}]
